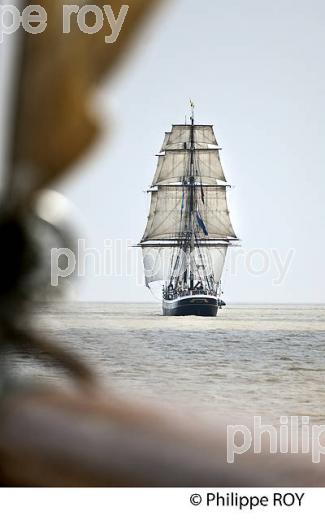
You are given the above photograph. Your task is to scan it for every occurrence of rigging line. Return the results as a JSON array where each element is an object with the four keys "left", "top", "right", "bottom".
[
  {"left": 192, "top": 139, "right": 206, "bottom": 206},
  {"left": 196, "top": 153, "right": 222, "bottom": 181},
  {"left": 191, "top": 149, "right": 210, "bottom": 289},
  {"left": 194, "top": 233, "right": 214, "bottom": 292},
  {"left": 194, "top": 245, "right": 208, "bottom": 288},
  {"left": 194, "top": 221, "right": 215, "bottom": 286},
  {"left": 199, "top": 188, "right": 233, "bottom": 237},
  {"left": 193, "top": 245, "right": 205, "bottom": 286},
  {"left": 169, "top": 175, "right": 188, "bottom": 283}
]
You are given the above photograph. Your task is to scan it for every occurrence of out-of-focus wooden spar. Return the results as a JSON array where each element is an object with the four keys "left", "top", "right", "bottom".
[
  {"left": 9, "top": 0, "right": 161, "bottom": 208},
  {"left": 2, "top": 324, "right": 95, "bottom": 384},
  {"left": 0, "top": 389, "right": 325, "bottom": 487}
]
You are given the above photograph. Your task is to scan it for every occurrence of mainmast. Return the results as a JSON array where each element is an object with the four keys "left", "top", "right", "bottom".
[
  {"left": 187, "top": 101, "right": 196, "bottom": 289},
  {"left": 189, "top": 101, "right": 195, "bottom": 237}
]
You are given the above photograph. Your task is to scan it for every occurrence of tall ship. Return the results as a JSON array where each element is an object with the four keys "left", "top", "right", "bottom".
[{"left": 139, "top": 105, "right": 238, "bottom": 316}]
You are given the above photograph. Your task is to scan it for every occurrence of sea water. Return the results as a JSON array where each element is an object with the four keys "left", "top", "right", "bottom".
[{"left": 7, "top": 303, "right": 325, "bottom": 425}]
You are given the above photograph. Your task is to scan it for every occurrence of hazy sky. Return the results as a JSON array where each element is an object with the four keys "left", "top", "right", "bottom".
[{"left": 2, "top": 0, "right": 325, "bottom": 302}]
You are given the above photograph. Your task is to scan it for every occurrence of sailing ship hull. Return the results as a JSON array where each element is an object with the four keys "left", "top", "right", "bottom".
[{"left": 163, "top": 295, "right": 219, "bottom": 317}]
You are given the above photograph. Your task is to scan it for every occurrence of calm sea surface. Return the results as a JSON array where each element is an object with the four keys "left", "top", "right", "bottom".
[{"left": 8, "top": 303, "right": 325, "bottom": 424}]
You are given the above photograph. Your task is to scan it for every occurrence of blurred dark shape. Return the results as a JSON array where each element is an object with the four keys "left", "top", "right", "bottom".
[
  {"left": 9, "top": 0, "right": 161, "bottom": 206},
  {"left": 0, "top": 0, "right": 161, "bottom": 382},
  {"left": 0, "top": 216, "right": 37, "bottom": 305},
  {"left": 1, "top": 388, "right": 325, "bottom": 487}
]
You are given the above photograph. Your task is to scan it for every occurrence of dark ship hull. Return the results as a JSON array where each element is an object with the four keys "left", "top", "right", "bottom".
[{"left": 163, "top": 295, "right": 222, "bottom": 317}]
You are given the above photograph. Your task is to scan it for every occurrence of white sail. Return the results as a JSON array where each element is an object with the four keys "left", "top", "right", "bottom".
[
  {"left": 163, "top": 125, "right": 218, "bottom": 150},
  {"left": 142, "top": 244, "right": 228, "bottom": 286},
  {"left": 160, "top": 132, "right": 171, "bottom": 153},
  {"left": 152, "top": 149, "right": 226, "bottom": 186},
  {"left": 152, "top": 152, "right": 189, "bottom": 186},
  {"left": 142, "top": 187, "right": 181, "bottom": 241},
  {"left": 142, "top": 246, "right": 179, "bottom": 286},
  {"left": 142, "top": 186, "right": 236, "bottom": 241},
  {"left": 191, "top": 245, "right": 228, "bottom": 282},
  {"left": 197, "top": 187, "right": 237, "bottom": 239}
]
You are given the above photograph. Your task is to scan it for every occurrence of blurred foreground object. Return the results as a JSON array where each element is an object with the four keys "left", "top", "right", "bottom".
[
  {"left": 1, "top": 387, "right": 325, "bottom": 486},
  {"left": 0, "top": 0, "right": 161, "bottom": 379},
  {"left": 9, "top": 0, "right": 161, "bottom": 203}
]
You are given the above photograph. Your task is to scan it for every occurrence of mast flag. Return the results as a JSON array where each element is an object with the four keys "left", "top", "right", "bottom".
[{"left": 196, "top": 211, "right": 209, "bottom": 236}]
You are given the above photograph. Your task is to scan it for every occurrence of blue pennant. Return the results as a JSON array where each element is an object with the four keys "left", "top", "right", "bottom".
[{"left": 196, "top": 211, "right": 208, "bottom": 236}]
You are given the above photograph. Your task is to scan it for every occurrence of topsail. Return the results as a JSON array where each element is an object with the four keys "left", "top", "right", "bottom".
[
  {"left": 142, "top": 185, "right": 236, "bottom": 241},
  {"left": 162, "top": 124, "right": 218, "bottom": 150},
  {"left": 152, "top": 149, "right": 226, "bottom": 185}
]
